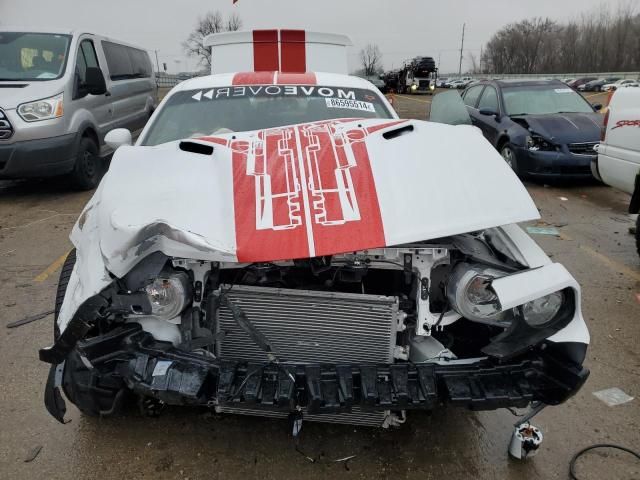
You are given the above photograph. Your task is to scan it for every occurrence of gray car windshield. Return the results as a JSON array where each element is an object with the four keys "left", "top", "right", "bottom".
[
  {"left": 142, "top": 85, "right": 393, "bottom": 146},
  {"left": 0, "top": 32, "right": 71, "bottom": 81},
  {"left": 503, "top": 85, "right": 594, "bottom": 115}
]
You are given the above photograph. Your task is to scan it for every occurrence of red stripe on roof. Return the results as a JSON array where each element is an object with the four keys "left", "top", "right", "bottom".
[
  {"left": 232, "top": 71, "right": 276, "bottom": 85},
  {"left": 280, "top": 30, "right": 306, "bottom": 73},
  {"left": 275, "top": 72, "right": 316, "bottom": 85},
  {"left": 253, "top": 30, "right": 279, "bottom": 71}
]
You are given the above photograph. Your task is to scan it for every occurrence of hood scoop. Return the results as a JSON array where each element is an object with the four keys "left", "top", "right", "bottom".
[{"left": 179, "top": 140, "right": 214, "bottom": 155}]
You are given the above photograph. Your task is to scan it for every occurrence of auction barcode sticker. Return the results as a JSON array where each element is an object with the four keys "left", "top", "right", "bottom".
[{"left": 326, "top": 98, "right": 376, "bottom": 112}]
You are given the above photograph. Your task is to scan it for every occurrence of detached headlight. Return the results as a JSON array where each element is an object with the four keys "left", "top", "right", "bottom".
[
  {"left": 447, "top": 264, "right": 507, "bottom": 324},
  {"left": 447, "top": 264, "right": 568, "bottom": 329},
  {"left": 525, "top": 135, "right": 554, "bottom": 152},
  {"left": 144, "top": 272, "right": 191, "bottom": 321},
  {"left": 518, "top": 291, "right": 564, "bottom": 328},
  {"left": 18, "top": 93, "right": 64, "bottom": 122}
]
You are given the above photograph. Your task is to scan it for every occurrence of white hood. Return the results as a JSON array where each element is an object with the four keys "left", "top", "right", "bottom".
[{"left": 79, "top": 118, "right": 540, "bottom": 277}]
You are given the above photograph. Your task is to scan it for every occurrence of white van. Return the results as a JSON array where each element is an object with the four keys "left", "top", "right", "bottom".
[
  {"left": 0, "top": 28, "right": 157, "bottom": 189},
  {"left": 592, "top": 88, "right": 640, "bottom": 255}
]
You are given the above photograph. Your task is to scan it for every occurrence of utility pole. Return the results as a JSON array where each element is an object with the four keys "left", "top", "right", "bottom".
[
  {"left": 154, "top": 50, "right": 160, "bottom": 73},
  {"left": 458, "top": 23, "right": 466, "bottom": 76},
  {"left": 479, "top": 46, "right": 483, "bottom": 74}
]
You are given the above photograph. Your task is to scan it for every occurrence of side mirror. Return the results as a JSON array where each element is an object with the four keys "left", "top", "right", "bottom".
[
  {"left": 592, "top": 103, "right": 603, "bottom": 111},
  {"left": 85, "top": 67, "right": 107, "bottom": 96},
  {"left": 479, "top": 107, "right": 500, "bottom": 120},
  {"left": 105, "top": 128, "right": 132, "bottom": 150}
]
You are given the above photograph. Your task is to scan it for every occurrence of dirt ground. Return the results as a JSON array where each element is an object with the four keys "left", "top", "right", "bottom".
[{"left": 0, "top": 88, "right": 638, "bottom": 480}]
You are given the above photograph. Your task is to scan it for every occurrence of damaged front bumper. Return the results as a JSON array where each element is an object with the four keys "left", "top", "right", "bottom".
[{"left": 42, "top": 324, "right": 589, "bottom": 423}]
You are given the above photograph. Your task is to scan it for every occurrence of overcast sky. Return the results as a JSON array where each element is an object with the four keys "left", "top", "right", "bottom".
[{"left": 1, "top": 0, "right": 637, "bottom": 74}]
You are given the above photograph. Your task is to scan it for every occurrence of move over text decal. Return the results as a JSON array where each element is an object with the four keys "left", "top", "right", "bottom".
[{"left": 201, "top": 120, "right": 404, "bottom": 262}]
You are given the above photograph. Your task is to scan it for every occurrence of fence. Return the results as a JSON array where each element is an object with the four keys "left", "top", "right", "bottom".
[
  {"left": 441, "top": 72, "right": 640, "bottom": 81},
  {"left": 155, "top": 72, "right": 208, "bottom": 89}
]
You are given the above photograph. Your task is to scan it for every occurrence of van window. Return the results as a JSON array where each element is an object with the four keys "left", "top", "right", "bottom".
[
  {"left": 74, "top": 40, "right": 100, "bottom": 98},
  {"left": 102, "top": 41, "right": 152, "bottom": 80}
]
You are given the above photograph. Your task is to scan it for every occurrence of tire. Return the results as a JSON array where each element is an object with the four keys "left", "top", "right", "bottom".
[
  {"left": 636, "top": 215, "right": 640, "bottom": 255},
  {"left": 68, "top": 137, "right": 103, "bottom": 190},
  {"left": 499, "top": 143, "right": 523, "bottom": 177},
  {"left": 54, "top": 249, "right": 76, "bottom": 340}
]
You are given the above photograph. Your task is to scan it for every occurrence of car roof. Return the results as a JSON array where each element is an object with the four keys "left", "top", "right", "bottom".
[{"left": 173, "top": 71, "right": 380, "bottom": 92}]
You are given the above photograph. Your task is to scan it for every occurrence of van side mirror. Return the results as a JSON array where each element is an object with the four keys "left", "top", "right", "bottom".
[
  {"left": 479, "top": 107, "right": 501, "bottom": 120},
  {"left": 105, "top": 128, "right": 132, "bottom": 150},
  {"left": 85, "top": 67, "right": 107, "bottom": 96},
  {"left": 592, "top": 103, "right": 603, "bottom": 111}
]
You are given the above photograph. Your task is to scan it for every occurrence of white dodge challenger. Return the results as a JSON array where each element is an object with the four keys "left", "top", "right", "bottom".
[{"left": 40, "top": 30, "right": 589, "bottom": 457}]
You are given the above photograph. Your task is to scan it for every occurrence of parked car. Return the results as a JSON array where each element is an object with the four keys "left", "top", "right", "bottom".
[
  {"left": 602, "top": 79, "right": 639, "bottom": 92},
  {"left": 0, "top": 28, "right": 157, "bottom": 189},
  {"left": 447, "top": 78, "right": 473, "bottom": 89},
  {"left": 562, "top": 78, "right": 576, "bottom": 84},
  {"left": 568, "top": 77, "right": 598, "bottom": 89},
  {"left": 41, "top": 30, "right": 589, "bottom": 452},
  {"left": 578, "top": 77, "right": 620, "bottom": 92},
  {"left": 591, "top": 88, "right": 640, "bottom": 256},
  {"left": 435, "top": 77, "right": 449, "bottom": 88},
  {"left": 459, "top": 79, "right": 603, "bottom": 178}
]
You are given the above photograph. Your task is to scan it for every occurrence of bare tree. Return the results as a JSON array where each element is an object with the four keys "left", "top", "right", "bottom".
[
  {"left": 183, "top": 11, "right": 242, "bottom": 68},
  {"left": 481, "top": 5, "right": 640, "bottom": 74},
  {"left": 360, "top": 44, "right": 382, "bottom": 76}
]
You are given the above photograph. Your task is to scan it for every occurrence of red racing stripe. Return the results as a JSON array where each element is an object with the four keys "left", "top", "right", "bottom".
[
  {"left": 280, "top": 30, "right": 306, "bottom": 73},
  {"left": 276, "top": 72, "right": 316, "bottom": 85},
  {"left": 232, "top": 71, "right": 276, "bottom": 85},
  {"left": 253, "top": 30, "right": 279, "bottom": 71},
  {"left": 230, "top": 121, "right": 386, "bottom": 262}
]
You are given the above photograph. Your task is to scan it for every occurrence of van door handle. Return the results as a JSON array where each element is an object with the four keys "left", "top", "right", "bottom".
[{"left": 105, "top": 91, "right": 112, "bottom": 97}]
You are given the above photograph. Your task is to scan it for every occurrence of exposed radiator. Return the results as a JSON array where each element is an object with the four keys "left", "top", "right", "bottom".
[
  {"left": 214, "top": 285, "right": 398, "bottom": 364},
  {"left": 213, "top": 285, "right": 399, "bottom": 426}
]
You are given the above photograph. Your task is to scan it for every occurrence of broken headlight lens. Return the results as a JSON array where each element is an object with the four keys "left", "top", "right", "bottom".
[
  {"left": 447, "top": 264, "right": 507, "bottom": 324},
  {"left": 518, "top": 291, "right": 564, "bottom": 328},
  {"left": 144, "top": 273, "right": 190, "bottom": 320},
  {"left": 525, "top": 135, "right": 554, "bottom": 151}
]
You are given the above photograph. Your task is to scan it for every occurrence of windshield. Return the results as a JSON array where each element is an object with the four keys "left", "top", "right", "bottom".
[
  {"left": 503, "top": 86, "right": 594, "bottom": 115},
  {"left": 0, "top": 32, "right": 71, "bottom": 81},
  {"left": 142, "top": 85, "right": 393, "bottom": 146}
]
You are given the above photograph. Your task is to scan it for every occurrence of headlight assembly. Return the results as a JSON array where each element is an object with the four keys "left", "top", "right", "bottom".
[
  {"left": 447, "top": 263, "right": 570, "bottom": 330},
  {"left": 517, "top": 291, "right": 565, "bottom": 328},
  {"left": 446, "top": 263, "right": 507, "bottom": 324},
  {"left": 18, "top": 93, "right": 64, "bottom": 122},
  {"left": 525, "top": 135, "right": 555, "bottom": 152},
  {"left": 143, "top": 272, "right": 191, "bottom": 321}
]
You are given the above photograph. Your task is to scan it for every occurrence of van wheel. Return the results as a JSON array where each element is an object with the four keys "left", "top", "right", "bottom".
[
  {"left": 54, "top": 249, "right": 76, "bottom": 340},
  {"left": 69, "top": 137, "right": 102, "bottom": 190}
]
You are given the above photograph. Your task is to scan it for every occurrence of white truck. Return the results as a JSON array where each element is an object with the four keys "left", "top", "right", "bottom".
[{"left": 592, "top": 88, "right": 640, "bottom": 256}]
